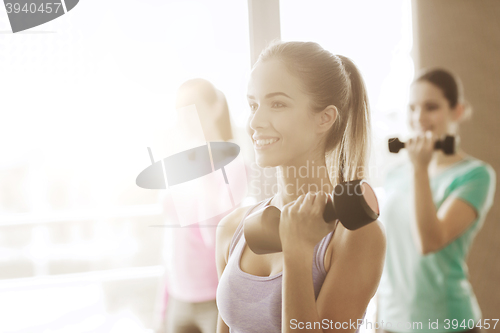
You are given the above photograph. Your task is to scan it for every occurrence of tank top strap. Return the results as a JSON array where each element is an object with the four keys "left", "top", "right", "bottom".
[
  {"left": 314, "top": 220, "right": 340, "bottom": 274},
  {"left": 228, "top": 197, "right": 273, "bottom": 260}
]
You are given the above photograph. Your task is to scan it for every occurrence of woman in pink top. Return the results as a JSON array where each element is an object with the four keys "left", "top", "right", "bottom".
[
  {"left": 159, "top": 78, "right": 236, "bottom": 333},
  {"left": 216, "top": 41, "right": 386, "bottom": 333}
]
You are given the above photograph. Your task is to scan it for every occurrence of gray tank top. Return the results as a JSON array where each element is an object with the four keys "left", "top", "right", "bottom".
[{"left": 217, "top": 197, "right": 347, "bottom": 333}]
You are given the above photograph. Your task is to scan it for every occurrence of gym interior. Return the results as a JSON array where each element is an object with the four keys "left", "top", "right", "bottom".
[{"left": 0, "top": 1, "right": 498, "bottom": 332}]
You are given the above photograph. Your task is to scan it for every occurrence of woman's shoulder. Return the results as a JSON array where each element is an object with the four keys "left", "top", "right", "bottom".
[
  {"left": 454, "top": 155, "right": 496, "bottom": 183},
  {"left": 216, "top": 203, "right": 258, "bottom": 262},
  {"left": 326, "top": 220, "right": 386, "bottom": 296},
  {"left": 465, "top": 155, "right": 495, "bottom": 172},
  {"left": 346, "top": 220, "right": 386, "bottom": 249},
  {"left": 218, "top": 205, "right": 252, "bottom": 234},
  {"left": 331, "top": 220, "right": 386, "bottom": 265}
]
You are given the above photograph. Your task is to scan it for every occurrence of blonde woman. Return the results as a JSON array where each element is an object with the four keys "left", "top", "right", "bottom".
[{"left": 215, "top": 41, "right": 386, "bottom": 333}]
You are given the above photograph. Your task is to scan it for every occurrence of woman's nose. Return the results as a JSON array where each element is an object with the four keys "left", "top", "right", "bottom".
[
  {"left": 248, "top": 106, "right": 268, "bottom": 130},
  {"left": 413, "top": 107, "right": 425, "bottom": 123}
]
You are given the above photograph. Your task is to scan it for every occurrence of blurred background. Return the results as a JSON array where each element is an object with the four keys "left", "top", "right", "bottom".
[{"left": 0, "top": 0, "right": 498, "bottom": 332}]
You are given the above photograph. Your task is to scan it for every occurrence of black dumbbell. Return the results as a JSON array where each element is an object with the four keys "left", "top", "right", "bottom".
[
  {"left": 244, "top": 179, "right": 380, "bottom": 255},
  {"left": 388, "top": 135, "right": 455, "bottom": 155}
]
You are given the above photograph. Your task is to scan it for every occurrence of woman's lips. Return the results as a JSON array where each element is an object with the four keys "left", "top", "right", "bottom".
[{"left": 253, "top": 138, "right": 280, "bottom": 150}]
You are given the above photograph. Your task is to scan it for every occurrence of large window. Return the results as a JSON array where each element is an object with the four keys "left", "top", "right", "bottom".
[{"left": 0, "top": 1, "right": 250, "bottom": 331}]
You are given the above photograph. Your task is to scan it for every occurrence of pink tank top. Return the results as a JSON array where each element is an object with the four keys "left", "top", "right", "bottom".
[
  {"left": 161, "top": 162, "right": 251, "bottom": 312},
  {"left": 217, "top": 197, "right": 346, "bottom": 333}
]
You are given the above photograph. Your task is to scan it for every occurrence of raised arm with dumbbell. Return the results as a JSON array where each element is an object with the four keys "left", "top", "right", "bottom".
[{"left": 244, "top": 179, "right": 380, "bottom": 254}]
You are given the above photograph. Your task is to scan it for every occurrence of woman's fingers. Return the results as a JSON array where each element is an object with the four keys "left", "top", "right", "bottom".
[
  {"left": 424, "top": 131, "right": 434, "bottom": 150},
  {"left": 299, "top": 192, "right": 316, "bottom": 211},
  {"left": 312, "top": 191, "right": 327, "bottom": 215},
  {"left": 425, "top": 131, "right": 442, "bottom": 153},
  {"left": 289, "top": 192, "right": 329, "bottom": 216},
  {"left": 290, "top": 194, "right": 306, "bottom": 212},
  {"left": 408, "top": 133, "right": 434, "bottom": 152},
  {"left": 407, "top": 136, "right": 417, "bottom": 150},
  {"left": 417, "top": 133, "right": 426, "bottom": 150},
  {"left": 406, "top": 132, "right": 436, "bottom": 169}
]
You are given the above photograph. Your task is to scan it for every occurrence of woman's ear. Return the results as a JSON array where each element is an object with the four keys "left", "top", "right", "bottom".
[
  {"left": 452, "top": 103, "right": 466, "bottom": 122},
  {"left": 316, "top": 105, "right": 338, "bottom": 134}
]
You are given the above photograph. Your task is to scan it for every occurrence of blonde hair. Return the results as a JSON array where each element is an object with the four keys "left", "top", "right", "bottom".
[{"left": 256, "top": 41, "right": 371, "bottom": 184}]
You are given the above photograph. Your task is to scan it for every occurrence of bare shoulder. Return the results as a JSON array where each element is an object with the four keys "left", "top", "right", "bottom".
[
  {"left": 327, "top": 220, "right": 386, "bottom": 297},
  {"left": 332, "top": 220, "right": 386, "bottom": 264},
  {"left": 216, "top": 205, "right": 254, "bottom": 264},
  {"left": 350, "top": 219, "right": 385, "bottom": 243}
]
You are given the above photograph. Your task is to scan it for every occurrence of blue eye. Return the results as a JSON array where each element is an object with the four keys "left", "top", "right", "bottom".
[{"left": 249, "top": 103, "right": 258, "bottom": 112}]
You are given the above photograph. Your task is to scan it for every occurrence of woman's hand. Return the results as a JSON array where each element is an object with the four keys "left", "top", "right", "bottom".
[
  {"left": 279, "top": 191, "right": 336, "bottom": 255},
  {"left": 406, "top": 131, "right": 438, "bottom": 171}
]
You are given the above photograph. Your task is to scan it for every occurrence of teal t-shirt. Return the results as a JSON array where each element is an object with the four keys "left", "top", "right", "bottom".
[{"left": 377, "top": 156, "right": 496, "bottom": 333}]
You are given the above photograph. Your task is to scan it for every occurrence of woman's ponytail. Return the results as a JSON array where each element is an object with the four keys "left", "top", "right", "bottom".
[{"left": 334, "top": 55, "right": 371, "bottom": 183}]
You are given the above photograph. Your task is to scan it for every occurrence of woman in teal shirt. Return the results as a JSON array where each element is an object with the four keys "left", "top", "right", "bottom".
[{"left": 377, "top": 68, "right": 496, "bottom": 333}]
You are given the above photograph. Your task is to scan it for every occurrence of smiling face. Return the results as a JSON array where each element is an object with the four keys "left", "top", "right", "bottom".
[
  {"left": 246, "top": 59, "right": 324, "bottom": 168},
  {"left": 408, "top": 81, "right": 460, "bottom": 137}
]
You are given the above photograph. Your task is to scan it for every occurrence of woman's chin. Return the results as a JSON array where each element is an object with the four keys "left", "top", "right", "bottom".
[{"left": 255, "top": 157, "right": 279, "bottom": 169}]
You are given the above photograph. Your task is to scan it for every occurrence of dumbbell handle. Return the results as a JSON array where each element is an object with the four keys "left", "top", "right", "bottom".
[{"left": 388, "top": 135, "right": 455, "bottom": 155}]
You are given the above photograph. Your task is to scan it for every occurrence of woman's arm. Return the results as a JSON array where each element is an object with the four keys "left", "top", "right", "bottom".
[
  {"left": 411, "top": 169, "right": 477, "bottom": 254},
  {"left": 215, "top": 206, "right": 250, "bottom": 333},
  {"left": 199, "top": 213, "right": 225, "bottom": 248},
  {"left": 280, "top": 192, "right": 386, "bottom": 333},
  {"left": 406, "top": 132, "right": 480, "bottom": 254},
  {"left": 282, "top": 221, "right": 386, "bottom": 333},
  {"left": 216, "top": 315, "right": 229, "bottom": 333}
]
